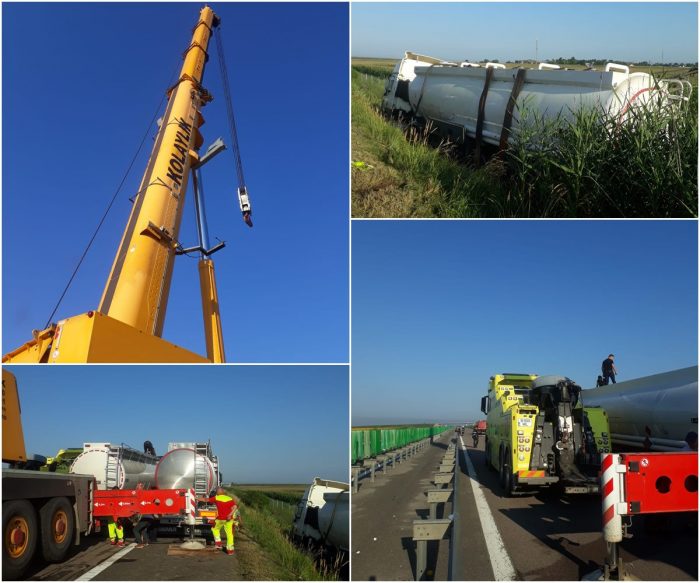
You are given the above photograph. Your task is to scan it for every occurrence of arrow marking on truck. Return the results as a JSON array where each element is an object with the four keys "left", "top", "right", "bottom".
[{"left": 459, "top": 436, "right": 517, "bottom": 581}]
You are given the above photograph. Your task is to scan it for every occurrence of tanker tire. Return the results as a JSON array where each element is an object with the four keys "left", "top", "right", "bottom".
[
  {"left": 39, "top": 497, "right": 74, "bottom": 563},
  {"left": 3, "top": 499, "right": 38, "bottom": 580}
]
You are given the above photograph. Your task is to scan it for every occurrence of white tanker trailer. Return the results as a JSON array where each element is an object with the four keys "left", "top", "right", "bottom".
[
  {"left": 292, "top": 477, "right": 349, "bottom": 552},
  {"left": 69, "top": 443, "right": 158, "bottom": 489},
  {"left": 582, "top": 366, "right": 698, "bottom": 451},
  {"left": 382, "top": 51, "right": 691, "bottom": 148}
]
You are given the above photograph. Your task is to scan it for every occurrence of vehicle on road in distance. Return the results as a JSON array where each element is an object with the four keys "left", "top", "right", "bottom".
[
  {"left": 473, "top": 419, "right": 488, "bottom": 435},
  {"left": 481, "top": 373, "right": 611, "bottom": 496}
]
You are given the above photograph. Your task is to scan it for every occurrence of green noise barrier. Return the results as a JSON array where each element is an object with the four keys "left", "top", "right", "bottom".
[{"left": 351, "top": 424, "right": 453, "bottom": 464}]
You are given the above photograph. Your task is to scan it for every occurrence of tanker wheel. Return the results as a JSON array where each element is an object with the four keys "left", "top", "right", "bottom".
[
  {"left": 3, "top": 499, "right": 38, "bottom": 580},
  {"left": 39, "top": 497, "right": 74, "bottom": 563}
]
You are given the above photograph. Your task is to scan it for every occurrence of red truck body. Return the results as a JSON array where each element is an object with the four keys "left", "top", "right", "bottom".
[{"left": 474, "top": 420, "right": 488, "bottom": 434}]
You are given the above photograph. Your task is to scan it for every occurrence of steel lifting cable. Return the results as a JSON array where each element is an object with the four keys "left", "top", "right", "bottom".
[
  {"left": 43, "top": 64, "right": 180, "bottom": 329},
  {"left": 214, "top": 26, "right": 245, "bottom": 188}
]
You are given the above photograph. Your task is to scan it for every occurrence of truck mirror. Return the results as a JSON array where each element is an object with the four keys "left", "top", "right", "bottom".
[{"left": 480, "top": 396, "right": 489, "bottom": 414}]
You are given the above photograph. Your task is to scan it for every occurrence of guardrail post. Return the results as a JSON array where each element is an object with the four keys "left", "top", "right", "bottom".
[
  {"left": 352, "top": 466, "right": 361, "bottom": 494},
  {"left": 413, "top": 519, "right": 452, "bottom": 580}
]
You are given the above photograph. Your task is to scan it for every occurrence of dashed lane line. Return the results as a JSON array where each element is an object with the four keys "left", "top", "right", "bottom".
[
  {"left": 459, "top": 436, "right": 517, "bottom": 581},
  {"left": 75, "top": 543, "right": 137, "bottom": 581}
]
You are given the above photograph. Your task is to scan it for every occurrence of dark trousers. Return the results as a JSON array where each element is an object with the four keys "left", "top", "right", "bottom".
[
  {"left": 603, "top": 373, "right": 616, "bottom": 385},
  {"left": 134, "top": 519, "right": 158, "bottom": 543}
]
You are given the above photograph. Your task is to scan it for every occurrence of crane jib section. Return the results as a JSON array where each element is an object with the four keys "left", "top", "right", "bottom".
[{"left": 98, "top": 6, "right": 217, "bottom": 337}]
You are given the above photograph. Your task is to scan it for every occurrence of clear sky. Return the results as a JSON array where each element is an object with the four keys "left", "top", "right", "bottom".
[
  {"left": 352, "top": 220, "right": 698, "bottom": 425},
  {"left": 352, "top": 3, "right": 698, "bottom": 64},
  {"left": 3, "top": 3, "right": 348, "bottom": 362},
  {"left": 6, "top": 364, "right": 349, "bottom": 484}
]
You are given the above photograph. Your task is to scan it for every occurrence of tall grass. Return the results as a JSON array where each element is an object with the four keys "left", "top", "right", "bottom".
[
  {"left": 352, "top": 66, "right": 698, "bottom": 217},
  {"left": 227, "top": 488, "right": 338, "bottom": 581}
]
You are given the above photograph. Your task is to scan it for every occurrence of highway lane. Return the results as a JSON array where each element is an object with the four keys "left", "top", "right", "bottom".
[
  {"left": 351, "top": 432, "right": 473, "bottom": 580},
  {"left": 351, "top": 430, "right": 696, "bottom": 581},
  {"left": 26, "top": 534, "right": 246, "bottom": 581},
  {"left": 458, "top": 436, "right": 697, "bottom": 581}
]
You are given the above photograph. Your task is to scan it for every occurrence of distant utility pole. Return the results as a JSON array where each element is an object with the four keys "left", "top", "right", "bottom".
[{"left": 535, "top": 39, "right": 539, "bottom": 63}]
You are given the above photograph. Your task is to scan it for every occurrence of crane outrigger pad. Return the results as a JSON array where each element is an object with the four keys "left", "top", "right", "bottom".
[{"left": 3, "top": 311, "right": 208, "bottom": 363}]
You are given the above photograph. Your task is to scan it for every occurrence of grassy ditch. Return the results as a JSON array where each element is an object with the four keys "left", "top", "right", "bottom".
[
  {"left": 352, "top": 64, "right": 698, "bottom": 217},
  {"left": 227, "top": 486, "right": 341, "bottom": 581}
]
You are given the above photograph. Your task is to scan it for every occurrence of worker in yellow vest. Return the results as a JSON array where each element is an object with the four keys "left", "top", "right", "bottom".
[
  {"left": 199, "top": 487, "right": 240, "bottom": 555},
  {"left": 107, "top": 517, "right": 125, "bottom": 547}
]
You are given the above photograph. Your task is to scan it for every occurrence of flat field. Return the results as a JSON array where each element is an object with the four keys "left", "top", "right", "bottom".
[{"left": 352, "top": 57, "right": 698, "bottom": 218}]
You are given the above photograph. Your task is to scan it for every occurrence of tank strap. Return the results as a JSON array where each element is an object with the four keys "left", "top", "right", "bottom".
[
  {"left": 473, "top": 67, "right": 494, "bottom": 166},
  {"left": 499, "top": 68, "right": 527, "bottom": 151}
]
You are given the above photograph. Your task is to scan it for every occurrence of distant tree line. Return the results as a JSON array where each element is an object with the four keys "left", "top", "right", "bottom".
[
  {"left": 544, "top": 57, "right": 696, "bottom": 68},
  {"left": 482, "top": 57, "right": 696, "bottom": 68}
]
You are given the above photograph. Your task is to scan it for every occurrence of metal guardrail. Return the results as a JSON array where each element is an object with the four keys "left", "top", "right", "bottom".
[
  {"left": 412, "top": 439, "right": 457, "bottom": 580},
  {"left": 351, "top": 439, "right": 430, "bottom": 493}
]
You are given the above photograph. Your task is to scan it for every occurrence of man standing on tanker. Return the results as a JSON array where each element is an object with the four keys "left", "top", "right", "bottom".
[
  {"left": 198, "top": 487, "right": 241, "bottom": 555},
  {"left": 602, "top": 354, "right": 618, "bottom": 384}
]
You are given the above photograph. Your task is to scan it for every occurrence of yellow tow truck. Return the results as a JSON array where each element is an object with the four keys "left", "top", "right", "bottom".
[{"left": 481, "top": 373, "right": 610, "bottom": 496}]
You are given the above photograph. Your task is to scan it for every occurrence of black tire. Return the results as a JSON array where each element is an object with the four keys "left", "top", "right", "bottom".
[
  {"left": 3, "top": 499, "right": 39, "bottom": 580},
  {"left": 502, "top": 451, "right": 514, "bottom": 497},
  {"left": 498, "top": 448, "right": 506, "bottom": 488},
  {"left": 39, "top": 497, "right": 74, "bottom": 563},
  {"left": 484, "top": 439, "right": 492, "bottom": 468}
]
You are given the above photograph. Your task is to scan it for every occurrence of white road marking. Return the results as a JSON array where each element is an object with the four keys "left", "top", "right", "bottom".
[
  {"left": 75, "top": 543, "right": 137, "bottom": 581},
  {"left": 459, "top": 436, "right": 517, "bottom": 581}
]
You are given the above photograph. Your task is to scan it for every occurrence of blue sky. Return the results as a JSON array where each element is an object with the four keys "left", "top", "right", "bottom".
[
  {"left": 352, "top": 3, "right": 698, "bottom": 64},
  {"left": 352, "top": 221, "right": 698, "bottom": 425},
  {"left": 3, "top": 3, "right": 349, "bottom": 363},
  {"left": 6, "top": 365, "right": 349, "bottom": 484}
]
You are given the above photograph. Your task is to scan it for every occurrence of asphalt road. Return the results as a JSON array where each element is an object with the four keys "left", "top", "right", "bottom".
[
  {"left": 458, "top": 436, "right": 698, "bottom": 581},
  {"left": 351, "top": 432, "right": 458, "bottom": 581},
  {"left": 26, "top": 536, "right": 244, "bottom": 581},
  {"left": 351, "top": 431, "right": 697, "bottom": 581}
]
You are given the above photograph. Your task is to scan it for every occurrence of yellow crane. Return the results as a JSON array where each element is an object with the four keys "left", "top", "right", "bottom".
[{"left": 4, "top": 6, "right": 249, "bottom": 364}]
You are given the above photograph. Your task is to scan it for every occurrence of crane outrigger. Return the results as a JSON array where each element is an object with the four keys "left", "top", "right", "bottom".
[{"left": 4, "top": 6, "right": 249, "bottom": 364}]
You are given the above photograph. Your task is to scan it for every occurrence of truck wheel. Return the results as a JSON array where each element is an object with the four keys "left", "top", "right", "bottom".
[
  {"left": 39, "top": 497, "right": 74, "bottom": 563},
  {"left": 484, "top": 440, "right": 490, "bottom": 467},
  {"left": 498, "top": 449, "right": 506, "bottom": 488},
  {"left": 3, "top": 499, "right": 38, "bottom": 580},
  {"left": 502, "top": 452, "right": 514, "bottom": 497}
]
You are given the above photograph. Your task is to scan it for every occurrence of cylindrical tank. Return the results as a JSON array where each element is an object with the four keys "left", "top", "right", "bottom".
[
  {"left": 383, "top": 52, "right": 688, "bottom": 147},
  {"left": 155, "top": 448, "right": 218, "bottom": 492},
  {"left": 69, "top": 443, "right": 157, "bottom": 490},
  {"left": 318, "top": 490, "right": 349, "bottom": 551},
  {"left": 583, "top": 366, "right": 698, "bottom": 451},
  {"left": 292, "top": 478, "right": 349, "bottom": 551}
]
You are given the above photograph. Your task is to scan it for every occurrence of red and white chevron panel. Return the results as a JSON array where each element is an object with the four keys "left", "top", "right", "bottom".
[
  {"left": 185, "top": 489, "right": 197, "bottom": 525},
  {"left": 601, "top": 453, "right": 624, "bottom": 543}
]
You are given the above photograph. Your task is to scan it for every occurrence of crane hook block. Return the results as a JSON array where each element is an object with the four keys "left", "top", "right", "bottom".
[{"left": 238, "top": 186, "right": 253, "bottom": 228}]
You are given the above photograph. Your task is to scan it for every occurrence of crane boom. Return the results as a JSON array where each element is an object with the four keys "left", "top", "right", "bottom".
[
  {"left": 3, "top": 6, "right": 241, "bottom": 364},
  {"left": 99, "top": 6, "right": 217, "bottom": 336}
]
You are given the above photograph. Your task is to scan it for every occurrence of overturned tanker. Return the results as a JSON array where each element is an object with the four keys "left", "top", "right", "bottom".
[{"left": 382, "top": 51, "right": 691, "bottom": 149}]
